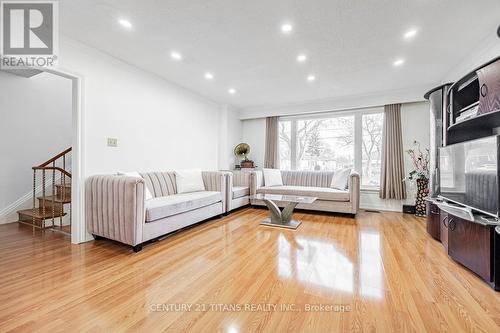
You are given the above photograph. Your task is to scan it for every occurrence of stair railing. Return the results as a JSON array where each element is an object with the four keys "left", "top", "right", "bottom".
[{"left": 29, "top": 147, "right": 72, "bottom": 233}]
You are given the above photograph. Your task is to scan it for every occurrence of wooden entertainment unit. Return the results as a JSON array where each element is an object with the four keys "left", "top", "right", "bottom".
[
  {"left": 446, "top": 56, "right": 500, "bottom": 145},
  {"left": 425, "top": 56, "right": 500, "bottom": 291},
  {"left": 426, "top": 200, "right": 498, "bottom": 286}
]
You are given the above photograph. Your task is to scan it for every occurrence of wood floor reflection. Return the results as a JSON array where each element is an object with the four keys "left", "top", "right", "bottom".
[{"left": 0, "top": 208, "right": 499, "bottom": 332}]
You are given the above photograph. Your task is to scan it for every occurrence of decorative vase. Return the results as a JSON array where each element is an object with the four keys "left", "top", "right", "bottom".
[{"left": 415, "top": 178, "right": 429, "bottom": 217}]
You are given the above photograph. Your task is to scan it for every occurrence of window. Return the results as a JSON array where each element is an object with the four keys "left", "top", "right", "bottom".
[{"left": 279, "top": 109, "right": 384, "bottom": 189}]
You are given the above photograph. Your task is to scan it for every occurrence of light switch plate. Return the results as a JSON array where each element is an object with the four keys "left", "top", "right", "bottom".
[{"left": 107, "top": 138, "right": 118, "bottom": 147}]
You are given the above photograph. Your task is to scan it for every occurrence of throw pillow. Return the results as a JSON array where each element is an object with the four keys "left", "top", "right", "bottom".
[
  {"left": 175, "top": 169, "right": 205, "bottom": 194},
  {"left": 330, "top": 168, "right": 351, "bottom": 190},
  {"left": 263, "top": 168, "right": 283, "bottom": 187},
  {"left": 118, "top": 171, "right": 153, "bottom": 200}
]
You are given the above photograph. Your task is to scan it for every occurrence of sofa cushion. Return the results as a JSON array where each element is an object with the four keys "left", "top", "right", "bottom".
[
  {"left": 330, "top": 168, "right": 351, "bottom": 190},
  {"left": 145, "top": 191, "right": 221, "bottom": 222},
  {"left": 175, "top": 169, "right": 205, "bottom": 194},
  {"left": 257, "top": 186, "right": 349, "bottom": 202},
  {"left": 232, "top": 186, "right": 250, "bottom": 199},
  {"left": 263, "top": 168, "right": 283, "bottom": 187}
]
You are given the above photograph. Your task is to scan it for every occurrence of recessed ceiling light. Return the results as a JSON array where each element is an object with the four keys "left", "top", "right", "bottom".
[
  {"left": 118, "top": 19, "right": 132, "bottom": 29},
  {"left": 228, "top": 88, "right": 237, "bottom": 94},
  {"left": 281, "top": 23, "right": 293, "bottom": 34},
  {"left": 307, "top": 75, "right": 316, "bottom": 82},
  {"left": 403, "top": 28, "right": 418, "bottom": 40},
  {"left": 204, "top": 72, "right": 214, "bottom": 80},
  {"left": 393, "top": 58, "right": 405, "bottom": 66},
  {"left": 297, "top": 54, "right": 307, "bottom": 63},
  {"left": 170, "top": 51, "right": 182, "bottom": 61}
]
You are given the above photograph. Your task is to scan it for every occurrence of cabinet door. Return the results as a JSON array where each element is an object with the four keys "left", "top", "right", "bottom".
[
  {"left": 448, "top": 216, "right": 492, "bottom": 282},
  {"left": 477, "top": 59, "right": 500, "bottom": 115},
  {"left": 426, "top": 202, "right": 440, "bottom": 240},
  {"left": 444, "top": 95, "right": 451, "bottom": 145},
  {"left": 440, "top": 211, "right": 448, "bottom": 250}
]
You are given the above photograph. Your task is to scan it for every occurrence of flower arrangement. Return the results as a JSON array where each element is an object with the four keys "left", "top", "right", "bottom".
[{"left": 405, "top": 140, "right": 429, "bottom": 182}]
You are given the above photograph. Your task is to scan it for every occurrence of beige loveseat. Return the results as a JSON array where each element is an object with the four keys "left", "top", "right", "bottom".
[
  {"left": 85, "top": 171, "right": 226, "bottom": 252},
  {"left": 250, "top": 170, "right": 360, "bottom": 215}
]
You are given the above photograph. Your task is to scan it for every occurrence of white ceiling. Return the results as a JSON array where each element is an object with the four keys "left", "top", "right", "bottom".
[{"left": 60, "top": 0, "right": 500, "bottom": 111}]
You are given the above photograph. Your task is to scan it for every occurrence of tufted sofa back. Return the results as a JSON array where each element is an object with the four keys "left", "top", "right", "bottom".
[
  {"left": 140, "top": 172, "right": 177, "bottom": 197},
  {"left": 280, "top": 170, "right": 334, "bottom": 188}
]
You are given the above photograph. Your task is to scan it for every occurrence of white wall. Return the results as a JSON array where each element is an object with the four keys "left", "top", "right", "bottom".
[
  {"left": 218, "top": 105, "right": 242, "bottom": 170},
  {"left": 241, "top": 118, "right": 266, "bottom": 168},
  {"left": 0, "top": 72, "right": 72, "bottom": 223},
  {"left": 401, "top": 102, "right": 431, "bottom": 202},
  {"left": 58, "top": 37, "right": 222, "bottom": 176},
  {"left": 443, "top": 33, "right": 500, "bottom": 83},
  {"left": 240, "top": 101, "right": 430, "bottom": 212},
  {"left": 1, "top": 37, "right": 228, "bottom": 225},
  {"left": 238, "top": 86, "right": 428, "bottom": 119}
]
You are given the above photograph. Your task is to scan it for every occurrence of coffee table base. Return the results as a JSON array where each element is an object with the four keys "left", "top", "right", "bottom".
[
  {"left": 260, "top": 218, "right": 302, "bottom": 230},
  {"left": 259, "top": 199, "right": 302, "bottom": 230}
]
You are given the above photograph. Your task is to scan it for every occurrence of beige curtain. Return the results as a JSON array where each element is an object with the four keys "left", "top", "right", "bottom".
[
  {"left": 380, "top": 104, "right": 406, "bottom": 199},
  {"left": 264, "top": 116, "right": 280, "bottom": 169}
]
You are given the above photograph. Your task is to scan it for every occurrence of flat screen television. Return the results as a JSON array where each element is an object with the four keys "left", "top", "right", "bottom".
[{"left": 439, "top": 135, "right": 499, "bottom": 217}]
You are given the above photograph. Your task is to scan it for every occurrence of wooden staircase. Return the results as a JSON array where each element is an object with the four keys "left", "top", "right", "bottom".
[{"left": 17, "top": 148, "right": 72, "bottom": 234}]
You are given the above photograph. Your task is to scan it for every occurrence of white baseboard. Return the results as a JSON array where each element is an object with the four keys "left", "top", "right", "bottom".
[
  {"left": 0, "top": 191, "right": 34, "bottom": 224},
  {"left": 360, "top": 203, "right": 401, "bottom": 212},
  {"left": 360, "top": 190, "right": 407, "bottom": 212}
]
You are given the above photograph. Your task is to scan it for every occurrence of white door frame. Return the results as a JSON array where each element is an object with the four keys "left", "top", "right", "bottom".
[{"left": 41, "top": 67, "right": 90, "bottom": 244}]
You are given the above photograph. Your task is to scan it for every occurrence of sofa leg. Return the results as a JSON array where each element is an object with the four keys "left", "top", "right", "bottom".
[
  {"left": 132, "top": 244, "right": 143, "bottom": 252},
  {"left": 92, "top": 234, "right": 102, "bottom": 240},
  {"left": 223, "top": 212, "right": 229, "bottom": 216},
  {"left": 350, "top": 213, "right": 356, "bottom": 219}
]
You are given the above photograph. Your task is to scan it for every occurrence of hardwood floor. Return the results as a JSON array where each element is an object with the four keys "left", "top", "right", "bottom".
[{"left": 0, "top": 208, "right": 499, "bottom": 332}]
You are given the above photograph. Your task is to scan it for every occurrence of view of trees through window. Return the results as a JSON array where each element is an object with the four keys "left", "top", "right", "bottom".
[
  {"left": 361, "top": 113, "right": 383, "bottom": 188},
  {"left": 279, "top": 111, "right": 383, "bottom": 189}
]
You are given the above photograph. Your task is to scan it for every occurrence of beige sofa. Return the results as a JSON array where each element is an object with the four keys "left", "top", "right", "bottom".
[
  {"left": 224, "top": 171, "right": 252, "bottom": 212},
  {"left": 250, "top": 170, "right": 360, "bottom": 215},
  {"left": 85, "top": 171, "right": 226, "bottom": 252}
]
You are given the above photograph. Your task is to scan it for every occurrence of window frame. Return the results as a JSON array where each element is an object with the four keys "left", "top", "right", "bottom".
[{"left": 279, "top": 107, "right": 384, "bottom": 190}]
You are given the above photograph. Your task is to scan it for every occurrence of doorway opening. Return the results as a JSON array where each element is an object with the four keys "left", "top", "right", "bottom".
[{"left": 0, "top": 67, "right": 85, "bottom": 244}]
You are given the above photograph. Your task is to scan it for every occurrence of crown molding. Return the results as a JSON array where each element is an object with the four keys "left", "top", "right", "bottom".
[{"left": 238, "top": 85, "right": 430, "bottom": 119}]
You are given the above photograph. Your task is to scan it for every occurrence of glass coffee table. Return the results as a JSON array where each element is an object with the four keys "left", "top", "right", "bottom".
[{"left": 250, "top": 193, "right": 317, "bottom": 229}]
